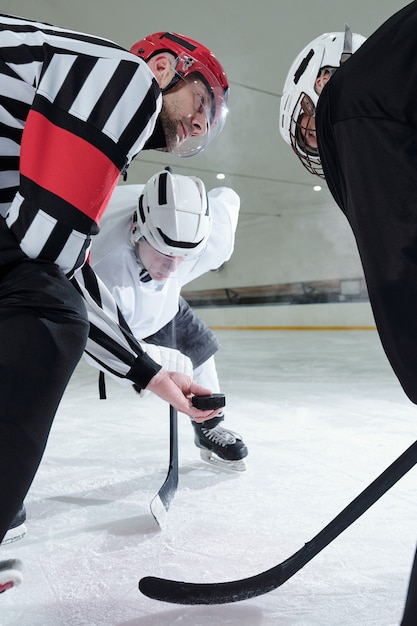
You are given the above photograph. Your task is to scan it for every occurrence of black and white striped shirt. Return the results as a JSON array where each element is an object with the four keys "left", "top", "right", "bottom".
[{"left": 0, "top": 14, "right": 163, "bottom": 388}]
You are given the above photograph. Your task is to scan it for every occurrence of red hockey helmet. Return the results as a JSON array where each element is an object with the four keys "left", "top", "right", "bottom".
[{"left": 130, "top": 32, "right": 229, "bottom": 156}]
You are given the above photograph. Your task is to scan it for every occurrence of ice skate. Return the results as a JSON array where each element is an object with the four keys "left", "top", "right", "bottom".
[
  {"left": 1, "top": 505, "right": 27, "bottom": 546},
  {"left": 192, "top": 416, "right": 248, "bottom": 471},
  {"left": 0, "top": 559, "right": 22, "bottom": 593}
]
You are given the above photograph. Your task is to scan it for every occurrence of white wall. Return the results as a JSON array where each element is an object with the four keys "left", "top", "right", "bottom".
[
  {"left": 188, "top": 194, "right": 363, "bottom": 291},
  {"left": 185, "top": 192, "right": 370, "bottom": 327}
]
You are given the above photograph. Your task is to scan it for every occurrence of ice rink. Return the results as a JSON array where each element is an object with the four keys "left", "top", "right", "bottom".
[{"left": 1, "top": 328, "right": 417, "bottom": 626}]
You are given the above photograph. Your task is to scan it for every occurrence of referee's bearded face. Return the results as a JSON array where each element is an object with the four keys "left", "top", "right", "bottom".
[{"left": 159, "top": 78, "right": 210, "bottom": 152}]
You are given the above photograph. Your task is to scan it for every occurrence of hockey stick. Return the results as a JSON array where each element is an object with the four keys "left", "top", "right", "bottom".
[
  {"left": 150, "top": 404, "right": 179, "bottom": 528},
  {"left": 139, "top": 439, "right": 417, "bottom": 604}
]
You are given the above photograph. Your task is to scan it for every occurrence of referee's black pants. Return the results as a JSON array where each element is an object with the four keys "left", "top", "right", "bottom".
[{"left": 0, "top": 258, "right": 89, "bottom": 542}]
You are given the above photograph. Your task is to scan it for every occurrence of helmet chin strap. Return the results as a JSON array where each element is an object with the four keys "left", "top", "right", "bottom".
[
  {"left": 161, "top": 73, "right": 181, "bottom": 94},
  {"left": 340, "top": 25, "right": 353, "bottom": 64},
  {"left": 139, "top": 268, "right": 152, "bottom": 283}
]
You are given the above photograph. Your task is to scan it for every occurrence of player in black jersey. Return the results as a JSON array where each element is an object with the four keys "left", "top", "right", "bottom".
[{"left": 280, "top": 3, "right": 417, "bottom": 623}]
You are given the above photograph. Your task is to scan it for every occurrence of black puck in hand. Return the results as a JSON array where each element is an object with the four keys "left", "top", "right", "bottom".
[{"left": 191, "top": 393, "right": 226, "bottom": 410}]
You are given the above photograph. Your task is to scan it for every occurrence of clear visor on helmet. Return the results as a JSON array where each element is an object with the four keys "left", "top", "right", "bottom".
[
  {"left": 137, "top": 238, "right": 187, "bottom": 281},
  {"left": 168, "top": 52, "right": 228, "bottom": 158},
  {"left": 289, "top": 93, "right": 324, "bottom": 178}
]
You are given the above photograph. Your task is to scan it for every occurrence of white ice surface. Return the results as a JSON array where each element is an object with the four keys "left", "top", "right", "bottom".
[{"left": 1, "top": 329, "right": 417, "bottom": 625}]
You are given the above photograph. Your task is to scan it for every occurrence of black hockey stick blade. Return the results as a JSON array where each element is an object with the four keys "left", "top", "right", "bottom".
[
  {"left": 140, "top": 439, "right": 417, "bottom": 604},
  {"left": 150, "top": 405, "right": 179, "bottom": 528}
]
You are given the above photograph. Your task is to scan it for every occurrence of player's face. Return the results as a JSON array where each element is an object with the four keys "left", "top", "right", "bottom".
[
  {"left": 138, "top": 239, "right": 185, "bottom": 281},
  {"left": 160, "top": 78, "right": 210, "bottom": 152},
  {"left": 298, "top": 114, "right": 318, "bottom": 150}
]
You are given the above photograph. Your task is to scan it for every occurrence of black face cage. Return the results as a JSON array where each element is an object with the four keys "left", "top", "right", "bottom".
[{"left": 289, "top": 93, "right": 325, "bottom": 179}]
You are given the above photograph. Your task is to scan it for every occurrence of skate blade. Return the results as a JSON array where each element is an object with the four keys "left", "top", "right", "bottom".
[
  {"left": 1, "top": 523, "right": 27, "bottom": 546},
  {"left": 199, "top": 449, "right": 246, "bottom": 472},
  {"left": 0, "top": 559, "right": 23, "bottom": 593}
]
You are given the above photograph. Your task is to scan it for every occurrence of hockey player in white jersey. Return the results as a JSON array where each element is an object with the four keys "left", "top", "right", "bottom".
[{"left": 85, "top": 169, "right": 248, "bottom": 470}]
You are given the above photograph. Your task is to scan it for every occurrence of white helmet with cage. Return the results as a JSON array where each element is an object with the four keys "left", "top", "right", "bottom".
[
  {"left": 131, "top": 169, "right": 211, "bottom": 258},
  {"left": 279, "top": 26, "right": 366, "bottom": 177}
]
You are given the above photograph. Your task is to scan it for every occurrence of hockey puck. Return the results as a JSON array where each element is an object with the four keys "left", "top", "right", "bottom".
[{"left": 191, "top": 393, "right": 226, "bottom": 410}]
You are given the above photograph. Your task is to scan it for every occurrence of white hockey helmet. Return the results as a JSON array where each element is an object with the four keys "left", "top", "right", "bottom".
[
  {"left": 279, "top": 26, "right": 366, "bottom": 177},
  {"left": 131, "top": 169, "right": 211, "bottom": 258}
]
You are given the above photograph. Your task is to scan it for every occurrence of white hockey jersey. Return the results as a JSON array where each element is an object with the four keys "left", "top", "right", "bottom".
[{"left": 89, "top": 183, "right": 239, "bottom": 341}]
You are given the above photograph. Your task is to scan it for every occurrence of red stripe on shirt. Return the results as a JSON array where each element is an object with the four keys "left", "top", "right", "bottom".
[{"left": 20, "top": 110, "right": 120, "bottom": 223}]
